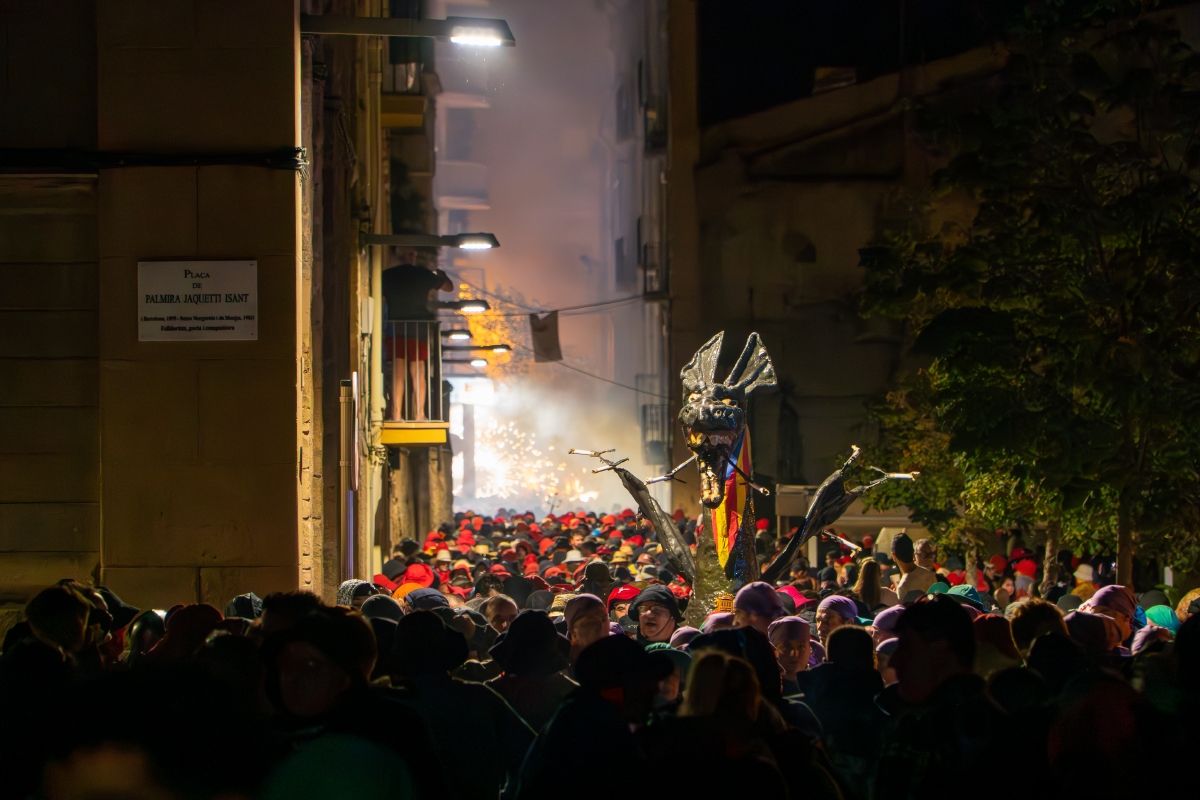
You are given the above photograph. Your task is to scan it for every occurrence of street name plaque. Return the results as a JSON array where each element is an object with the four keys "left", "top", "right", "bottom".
[{"left": 137, "top": 260, "right": 258, "bottom": 341}]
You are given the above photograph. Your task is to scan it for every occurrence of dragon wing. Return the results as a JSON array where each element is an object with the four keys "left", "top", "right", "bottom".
[
  {"left": 613, "top": 466, "right": 698, "bottom": 586},
  {"left": 759, "top": 449, "right": 863, "bottom": 583}
]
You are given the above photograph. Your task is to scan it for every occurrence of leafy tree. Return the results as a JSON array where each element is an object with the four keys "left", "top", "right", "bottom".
[{"left": 860, "top": 1, "right": 1200, "bottom": 583}]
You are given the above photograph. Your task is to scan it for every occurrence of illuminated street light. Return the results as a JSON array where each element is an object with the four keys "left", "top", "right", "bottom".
[
  {"left": 456, "top": 233, "right": 498, "bottom": 250},
  {"left": 450, "top": 27, "right": 504, "bottom": 47},
  {"left": 444, "top": 357, "right": 490, "bottom": 368},
  {"left": 442, "top": 329, "right": 472, "bottom": 341},
  {"left": 438, "top": 299, "right": 490, "bottom": 314},
  {"left": 300, "top": 15, "right": 516, "bottom": 47},
  {"left": 360, "top": 231, "right": 499, "bottom": 250}
]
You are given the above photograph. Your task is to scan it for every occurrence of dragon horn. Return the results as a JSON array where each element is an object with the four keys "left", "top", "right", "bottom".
[
  {"left": 680, "top": 332, "right": 725, "bottom": 393},
  {"left": 724, "top": 332, "right": 777, "bottom": 396}
]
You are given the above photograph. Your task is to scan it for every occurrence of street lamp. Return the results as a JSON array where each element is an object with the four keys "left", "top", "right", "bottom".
[
  {"left": 444, "top": 357, "right": 489, "bottom": 368},
  {"left": 438, "top": 299, "right": 490, "bottom": 314},
  {"left": 361, "top": 231, "right": 499, "bottom": 250},
  {"left": 300, "top": 15, "right": 516, "bottom": 47},
  {"left": 442, "top": 329, "right": 472, "bottom": 341}
]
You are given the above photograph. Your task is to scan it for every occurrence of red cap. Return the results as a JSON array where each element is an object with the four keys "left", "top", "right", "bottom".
[
  {"left": 755, "top": 519, "right": 770, "bottom": 531},
  {"left": 607, "top": 584, "right": 641, "bottom": 609},
  {"left": 1014, "top": 558, "right": 1037, "bottom": 578},
  {"left": 401, "top": 563, "right": 435, "bottom": 588},
  {"left": 668, "top": 583, "right": 692, "bottom": 599},
  {"left": 373, "top": 574, "right": 399, "bottom": 593}
]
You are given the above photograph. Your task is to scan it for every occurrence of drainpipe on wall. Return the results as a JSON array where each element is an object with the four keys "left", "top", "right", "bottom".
[
  {"left": 339, "top": 379, "right": 353, "bottom": 580},
  {"left": 363, "top": 0, "right": 386, "bottom": 580}
]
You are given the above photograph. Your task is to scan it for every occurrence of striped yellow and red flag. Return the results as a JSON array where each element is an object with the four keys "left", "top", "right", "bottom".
[{"left": 711, "top": 429, "right": 752, "bottom": 571}]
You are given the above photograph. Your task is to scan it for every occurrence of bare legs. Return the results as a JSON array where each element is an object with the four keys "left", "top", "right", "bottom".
[{"left": 390, "top": 357, "right": 429, "bottom": 420}]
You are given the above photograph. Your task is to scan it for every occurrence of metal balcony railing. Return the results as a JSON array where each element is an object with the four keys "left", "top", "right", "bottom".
[
  {"left": 638, "top": 372, "right": 670, "bottom": 467},
  {"left": 383, "top": 320, "right": 447, "bottom": 423},
  {"left": 643, "top": 96, "right": 667, "bottom": 152},
  {"left": 641, "top": 242, "right": 668, "bottom": 297}
]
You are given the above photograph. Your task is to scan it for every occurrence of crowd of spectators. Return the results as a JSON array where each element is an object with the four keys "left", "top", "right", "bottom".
[{"left": 2, "top": 508, "right": 1198, "bottom": 800}]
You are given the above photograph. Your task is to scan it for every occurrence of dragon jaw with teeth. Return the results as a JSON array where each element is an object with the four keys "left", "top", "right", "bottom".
[{"left": 678, "top": 332, "right": 777, "bottom": 508}]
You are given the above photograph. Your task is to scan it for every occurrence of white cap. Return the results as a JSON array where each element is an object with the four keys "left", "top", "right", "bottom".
[
  {"left": 565, "top": 549, "right": 585, "bottom": 563},
  {"left": 1073, "top": 563, "right": 1094, "bottom": 582},
  {"left": 436, "top": 550, "right": 452, "bottom": 562}
]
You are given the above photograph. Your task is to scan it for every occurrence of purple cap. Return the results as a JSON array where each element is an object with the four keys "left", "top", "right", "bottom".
[
  {"left": 734, "top": 581, "right": 786, "bottom": 619},
  {"left": 808, "top": 639, "right": 826, "bottom": 667},
  {"left": 816, "top": 594, "right": 859, "bottom": 622},
  {"left": 562, "top": 593, "right": 604, "bottom": 628},
  {"left": 700, "top": 611, "right": 735, "bottom": 634},
  {"left": 871, "top": 604, "right": 905, "bottom": 633},
  {"left": 669, "top": 626, "right": 701, "bottom": 649},
  {"left": 1082, "top": 585, "right": 1136, "bottom": 619},
  {"left": 1131, "top": 623, "right": 1171, "bottom": 655},
  {"left": 875, "top": 637, "right": 900, "bottom": 656},
  {"left": 1064, "top": 610, "right": 1119, "bottom": 654},
  {"left": 766, "top": 616, "right": 810, "bottom": 647}
]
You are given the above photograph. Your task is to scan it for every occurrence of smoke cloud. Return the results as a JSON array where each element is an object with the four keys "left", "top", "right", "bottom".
[{"left": 438, "top": 0, "right": 660, "bottom": 515}]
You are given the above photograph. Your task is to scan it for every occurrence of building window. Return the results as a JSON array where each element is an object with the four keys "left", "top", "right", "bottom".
[
  {"left": 447, "top": 209, "right": 471, "bottom": 234},
  {"left": 616, "top": 80, "right": 634, "bottom": 141}
]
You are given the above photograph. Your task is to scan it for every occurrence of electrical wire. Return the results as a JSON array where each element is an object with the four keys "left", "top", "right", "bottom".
[
  {"left": 441, "top": 275, "right": 663, "bottom": 397},
  {"left": 447, "top": 274, "right": 646, "bottom": 317},
  {"left": 509, "top": 342, "right": 669, "bottom": 399}
]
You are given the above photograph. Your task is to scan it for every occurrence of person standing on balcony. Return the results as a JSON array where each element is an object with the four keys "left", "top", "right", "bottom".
[{"left": 382, "top": 261, "right": 453, "bottom": 420}]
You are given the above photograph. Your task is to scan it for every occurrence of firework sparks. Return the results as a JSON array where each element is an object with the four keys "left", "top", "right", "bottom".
[{"left": 465, "top": 411, "right": 605, "bottom": 512}]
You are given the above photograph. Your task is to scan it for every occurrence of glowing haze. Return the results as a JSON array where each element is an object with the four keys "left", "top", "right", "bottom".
[{"left": 436, "top": 0, "right": 658, "bottom": 515}]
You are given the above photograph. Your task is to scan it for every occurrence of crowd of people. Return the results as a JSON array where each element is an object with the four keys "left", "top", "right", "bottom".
[{"left": 2, "top": 507, "right": 1199, "bottom": 800}]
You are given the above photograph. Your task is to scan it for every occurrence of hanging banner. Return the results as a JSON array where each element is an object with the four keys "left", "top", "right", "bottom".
[
  {"left": 138, "top": 260, "right": 258, "bottom": 341},
  {"left": 529, "top": 311, "right": 562, "bottom": 362}
]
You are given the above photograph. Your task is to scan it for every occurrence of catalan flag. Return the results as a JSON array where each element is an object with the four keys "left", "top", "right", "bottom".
[{"left": 711, "top": 429, "right": 753, "bottom": 572}]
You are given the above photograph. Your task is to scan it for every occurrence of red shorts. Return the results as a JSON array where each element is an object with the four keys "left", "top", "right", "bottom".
[{"left": 384, "top": 336, "right": 429, "bottom": 360}]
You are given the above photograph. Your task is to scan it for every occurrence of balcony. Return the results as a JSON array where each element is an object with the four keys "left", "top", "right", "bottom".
[
  {"left": 638, "top": 372, "right": 670, "bottom": 467},
  {"left": 435, "top": 160, "right": 490, "bottom": 211},
  {"left": 381, "top": 320, "right": 450, "bottom": 446},
  {"left": 643, "top": 95, "right": 667, "bottom": 152},
  {"left": 640, "top": 241, "right": 668, "bottom": 299}
]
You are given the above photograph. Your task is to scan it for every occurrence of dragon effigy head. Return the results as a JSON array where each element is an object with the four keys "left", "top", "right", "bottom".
[{"left": 678, "top": 332, "right": 776, "bottom": 508}]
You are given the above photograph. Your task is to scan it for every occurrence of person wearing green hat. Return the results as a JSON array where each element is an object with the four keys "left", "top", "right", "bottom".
[
  {"left": 927, "top": 582, "right": 950, "bottom": 595},
  {"left": 1144, "top": 604, "right": 1180, "bottom": 634},
  {"left": 944, "top": 584, "right": 988, "bottom": 612},
  {"left": 645, "top": 642, "right": 692, "bottom": 707}
]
